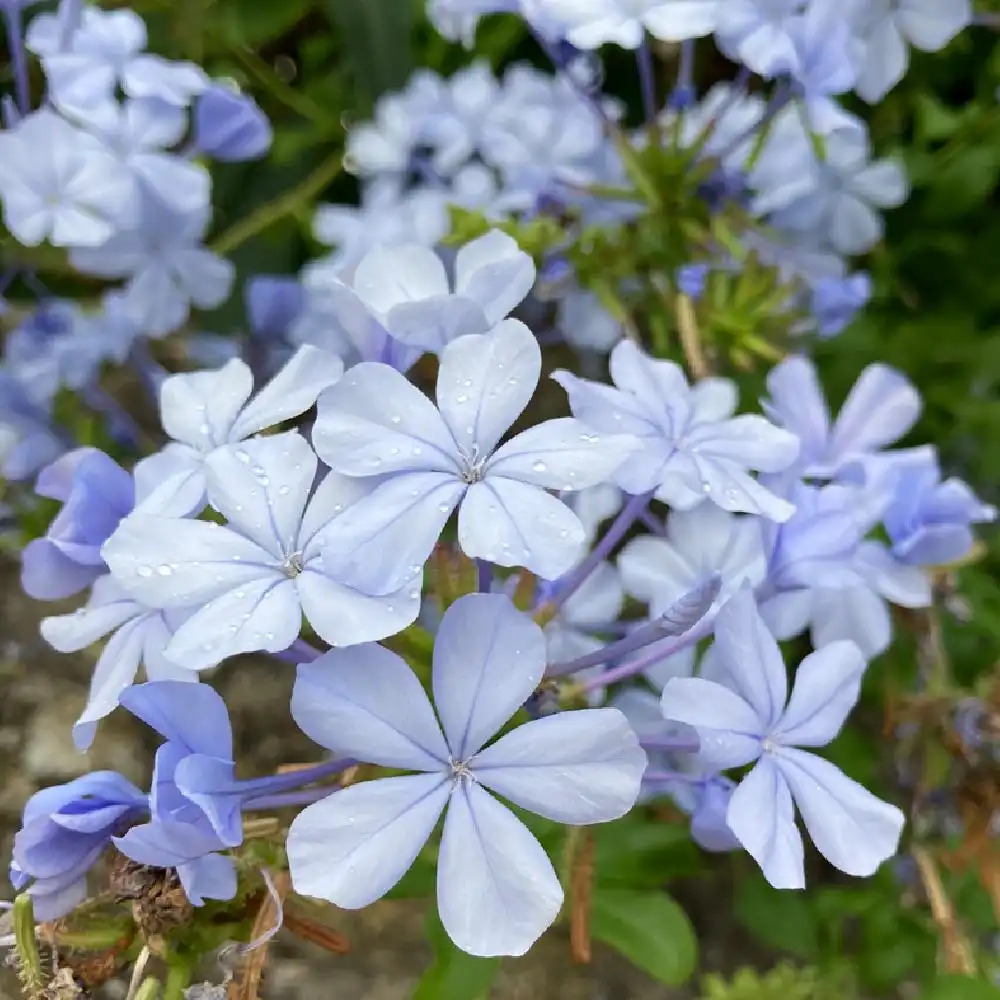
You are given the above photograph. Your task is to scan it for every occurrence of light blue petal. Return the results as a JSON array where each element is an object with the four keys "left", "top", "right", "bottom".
[
  {"left": 177, "top": 852, "right": 237, "bottom": 906},
  {"left": 660, "top": 677, "right": 763, "bottom": 769},
  {"left": 488, "top": 417, "right": 639, "bottom": 491},
  {"left": 726, "top": 757, "right": 805, "bottom": 889},
  {"left": 164, "top": 576, "right": 301, "bottom": 670},
  {"left": 686, "top": 415, "right": 800, "bottom": 473},
  {"left": 229, "top": 345, "right": 343, "bottom": 440},
  {"left": 293, "top": 646, "right": 448, "bottom": 769},
  {"left": 454, "top": 230, "right": 535, "bottom": 327},
  {"left": 763, "top": 356, "right": 831, "bottom": 469},
  {"left": 432, "top": 594, "right": 546, "bottom": 760},
  {"left": 458, "top": 477, "right": 585, "bottom": 579},
  {"left": 435, "top": 319, "right": 540, "bottom": 457},
  {"left": 204, "top": 433, "right": 316, "bottom": 558},
  {"left": 828, "top": 363, "right": 920, "bottom": 465},
  {"left": 810, "top": 586, "right": 891, "bottom": 659},
  {"left": 313, "top": 362, "right": 459, "bottom": 476},
  {"left": 288, "top": 775, "right": 450, "bottom": 908},
  {"left": 320, "top": 472, "right": 465, "bottom": 596},
  {"left": 386, "top": 297, "right": 490, "bottom": 354},
  {"left": 297, "top": 565, "right": 421, "bottom": 647},
  {"left": 774, "top": 641, "right": 866, "bottom": 747},
  {"left": 103, "top": 514, "right": 274, "bottom": 608},
  {"left": 437, "top": 781, "right": 562, "bottom": 957},
  {"left": 551, "top": 369, "right": 657, "bottom": 438},
  {"left": 120, "top": 680, "right": 232, "bottom": 758},
  {"left": 773, "top": 747, "right": 904, "bottom": 877},
  {"left": 159, "top": 359, "right": 253, "bottom": 450},
  {"left": 471, "top": 708, "right": 646, "bottom": 823},
  {"left": 713, "top": 585, "right": 788, "bottom": 729}
]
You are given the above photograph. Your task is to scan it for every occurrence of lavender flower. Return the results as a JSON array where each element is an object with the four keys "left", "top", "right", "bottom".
[
  {"left": 288, "top": 594, "right": 646, "bottom": 956},
  {"left": 662, "top": 585, "right": 904, "bottom": 888},
  {"left": 312, "top": 319, "right": 638, "bottom": 593},
  {"left": 555, "top": 341, "right": 799, "bottom": 521}
]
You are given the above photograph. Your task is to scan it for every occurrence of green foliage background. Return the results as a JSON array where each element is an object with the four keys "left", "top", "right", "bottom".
[{"left": 5, "top": 1, "right": 1000, "bottom": 997}]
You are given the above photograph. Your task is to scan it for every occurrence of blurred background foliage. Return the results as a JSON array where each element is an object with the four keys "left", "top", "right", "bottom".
[{"left": 6, "top": 0, "right": 1000, "bottom": 997}]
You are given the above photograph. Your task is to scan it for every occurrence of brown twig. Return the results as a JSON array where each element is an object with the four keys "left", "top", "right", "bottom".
[
  {"left": 675, "top": 293, "right": 711, "bottom": 379},
  {"left": 569, "top": 831, "right": 595, "bottom": 965},
  {"left": 227, "top": 872, "right": 291, "bottom": 1000},
  {"left": 912, "top": 845, "right": 977, "bottom": 976}
]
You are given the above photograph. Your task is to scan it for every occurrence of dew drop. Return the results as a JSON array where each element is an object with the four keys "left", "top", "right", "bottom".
[
  {"left": 156, "top": 564, "right": 173, "bottom": 576},
  {"left": 235, "top": 449, "right": 251, "bottom": 464},
  {"left": 278, "top": 485, "right": 291, "bottom": 496},
  {"left": 390, "top": 414, "right": 402, "bottom": 425},
  {"left": 137, "top": 566, "right": 153, "bottom": 578},
  {"left": 701, "top": 481, "right": 712, "bottom": 494},
  {"left": 532, "top": 460, "right": 547, "bottom": 473},
  {"left": 455, "top": 393, "right": 469, "bottom": 404}
]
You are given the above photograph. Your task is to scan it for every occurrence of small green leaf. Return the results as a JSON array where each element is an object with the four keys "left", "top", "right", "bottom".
[
  {"left": 735, "top": 875, "right": 820, "bottom": 960},
  {"left": 412, "top": 911, "right": 500, "bottom": 1000},
  {"left": 325, "top": 0, "right": 415, "bottom": 101},
  {"left": 923, "top": 976, "right": 1000, "bottom": 1000},
  {"left": 590, "top": 888, "right": 697, "bottom": 985}
]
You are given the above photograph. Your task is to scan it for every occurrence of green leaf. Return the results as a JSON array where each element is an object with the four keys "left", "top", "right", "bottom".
[
  {"left": 923, "top": 976, "right": 1000, "bottom": 1000},
  {"left": 325, "top": 0, "right": 415, "bottom": 101},
  {"left": 412, "top": 911, "right": 500, "bottom": 1000},
  {"left": 590, "top": 888, "right": 697, "bottom": 985},
  {"left": 734, "top": 875, "right": 820, "bottom": 960},
  {"left": 593, "top": 814, "right": 700, "bottom": 887}
]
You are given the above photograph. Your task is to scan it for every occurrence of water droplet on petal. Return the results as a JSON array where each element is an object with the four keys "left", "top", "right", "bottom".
[
  {"left": 390, "top": 414, "right": 402, "bottom": 425},
  {"left": 278, "top": 485, "right": 291, "bottom": 496},
  {"left": 156, "top": 564, "right": 173, "bottom": 576},
  {"left": 455, "top": 394, "right": 469, "bottom": 404},
  {"left": 701, "top": 481, "right": 712, "bottom": 494},
  {"left": 532, "top": 460, "right": 547, "bottom": 473},
  {"left": 137, "top": 566, "right": 153, "bottom": 578}
]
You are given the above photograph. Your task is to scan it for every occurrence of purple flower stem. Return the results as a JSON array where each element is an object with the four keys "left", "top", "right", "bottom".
[
  {"left": 580, "top": 614, "right": 716, "bottom": 694},
  {"left": 546, "top": 490, "right": 653, "bottom": 615},
  {"left": 243, "top": 788, "right": 333, "bottom": 811},
  {"left": 82, "top": 385, "right": 141, "bottom": 449},
  {"left": 640, "top": 735, "right": 700, "bottom": 753},
  {"left": 477, "top": 559, "right": 493, "bottom": 594},
  {"left": 637, "top": 39, "right": 657, "bottom": 125},
  {"left": 291, "top": 637, "right": 323, "bottom": 661},
  {"left": 2, "top": 5, "right": 31, "bottom": 115},
  {"left": 236, "top": 758, "right": 357, "bottom": 799},
  {"left": 638, "top": 507, "right": 664, "bottom": 534},
  {"left": 642, "top": 769, "right": 701, "bottom": 784}
]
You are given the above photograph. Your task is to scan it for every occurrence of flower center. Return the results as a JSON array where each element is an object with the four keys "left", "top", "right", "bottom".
[
  {"left": 282, "top": 551, "right": 305, "bottom": 578},
  {"left": 450, "top": 758, "right": 474, "bottom": 782}
]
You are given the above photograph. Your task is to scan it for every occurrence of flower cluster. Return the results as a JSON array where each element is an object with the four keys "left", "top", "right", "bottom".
[{"left": 0, "top": 0, "right": 993, "bottom": 976}]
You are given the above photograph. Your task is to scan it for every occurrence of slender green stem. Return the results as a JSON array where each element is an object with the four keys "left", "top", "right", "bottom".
[
  {"left": 13, "top": 895, "right": 44, "bottom": 998},
  {"left": 210, "top": 150, "right": 344, "bottom": 255},
  {"left": 230, "top": 46, "right": 340, "bottom": 126},
  {"left": 135, "top": 979, "right": 162, "bottom": 1000},
  {"left": 162, "top": 955, "right": 194, "bottom": 1000}
]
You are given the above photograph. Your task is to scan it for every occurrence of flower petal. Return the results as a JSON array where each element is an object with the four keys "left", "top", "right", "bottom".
[
  {"left": 204, "top": 433, "right": 315, "bottom": 559},
  {"left": 437, "top": 781, "right": 562, "bottom": 957},
  {"left": 164, "top": 576, "right": 301, "bottom": 670},
  {"left": 159, "top": 358, "right": 253, "bottom": 449},
  {"left": 432, "top": 594, "right": 546, "bottom": 760},
  {"left": 293, "top": 645, "right": 448, "bottom": 769},
  {"left": 454, "top": 230, "right": 536, "bottom": 327},
  {"left": 773, "top": 747, "right": 904, "bottom": 878},
  {"left": 472, "top": 708, "right": 646, "bottom": 824},
  {"left": 712, "top": 585, "right": 787, "bottom": 730},
  {"left": 726, "top": 757, "right": 805, "bottom": 889},
  {"left": 313, "top": 362, "right": 459, "bottom": 476},
  {"left": 660, "top": 677, "right": 763, "bottom": 769},
  {"left": 297, "top": 568, "right": 421, "bottom": 647},
  {"left": 320, "top": 472, "right": 465, "bottom": 595},
  {"left": 288, "top": 775, "right": 450, "bottom": 908},
  {"left": 488, "top": 417, "right": 638, "bottom": 491},
  {"left": 229, "top": 345, "right": 343, "bottom": 440},
  {"left": 103, "top": 514, "right": 274, "bottom": 608},
  {"left": 829, "top": 363, "right": 921, "bottom": 463},
  {"left": 436, "top": 319, "right": 540, "bottom": 457},
  {"left": 119, "top": 680, "right": 232, "bottom": 758},
  {"left": 353, "top": 245, "right": 450, "bottom": 317},
  {"left": 459, "top": 477, "right": 585, "bottom": 580}
]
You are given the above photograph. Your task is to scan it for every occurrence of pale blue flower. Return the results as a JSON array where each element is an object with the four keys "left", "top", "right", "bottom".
[
  {"left": 131, "top": 345, "right": 342, "bottom": 516},
  {"left": 852, "top": 0, "right": 972, "bottom": 103},
  {"left": 555, "top": 341, "right": 800, "bottom": 520},
  {"left": 41, "top": 576, "right": 196, "bottom": 749},
  {"left": 763, "top": 355, "right": 921, "bottom": 478},
  {"left": 193, "top": 85, "right": 272, "bottom": 162},
  {"left": 619, "top": 502, "right": 767, "bottom": 618},
  {"left": 104, "top": 431, "right": 421, "bottom": 668},
  {"left": 0, "top": 109, "right": 135, "bottom": 246},
  {"left": 21, "top": 447, "right": 133, "bottom": 601},
  {"left": 542, "top": 0, "right": 721, "bottom": 48},
  {"left": 714, "top": 0, "right": 802, "bottom": 77},
  {"left": 662, "top": 585, "right": 904, "bottom": 888},
  {"left": 287, "top": 593, "right": 646, "bottom": 956},
  {"left": 810, "top": 272, "right": 871, "bottom": 338},
  {"left": 312, "top": 320, "right": 638, "bottom": 593},
  {"left": 69, "top": 195, "right": 234, "bottom": 338},
  {"left": 11, "top": 770, "right": 146, "bottom": 920},
  {"left": 338, "top": 231, "right": 535, "bottom": 354}
]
